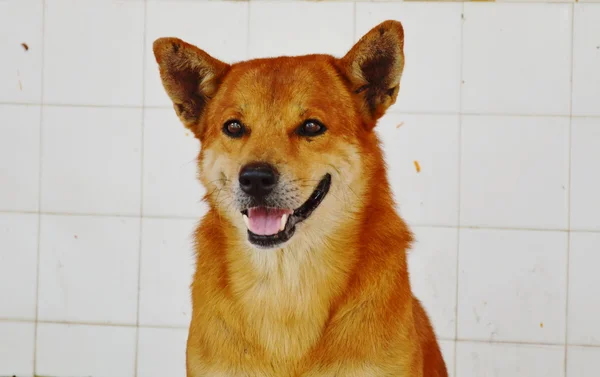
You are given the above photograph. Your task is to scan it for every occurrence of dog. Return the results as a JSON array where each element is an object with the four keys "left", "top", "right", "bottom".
[{"left": 153, "top": 20, "right": 448, "bottom": 377}]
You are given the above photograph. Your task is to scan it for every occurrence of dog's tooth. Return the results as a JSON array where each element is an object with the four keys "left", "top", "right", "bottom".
[
  {"left": 243, "top": 214, "right": 250, "bottom": 229},
  {"left": 280, "top": 214, "right": 288, "bottom": 232}
]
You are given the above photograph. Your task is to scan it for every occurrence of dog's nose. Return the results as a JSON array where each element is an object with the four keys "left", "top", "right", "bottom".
[{"left": 239, "top": 162, "right": 279, "bottom": 198}]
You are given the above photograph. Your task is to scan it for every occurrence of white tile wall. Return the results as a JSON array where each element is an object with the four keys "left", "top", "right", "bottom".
[
  {"left": 0, "top": 321, "right": 35, "bottom": 377},
  {"left": 38, "top": 215, "right": 140, "bottom": 325},
  {"left": 567, "top": 346, "right": 600, "bottom": 377},
  {"left": 572, "top": 5, "right": 600, "bottom": 116},
  {"left": 456, "top": 342, "right": 565, "bottom": 377},
  {"left": 143, "top": 109, "right": 206, "bottom": 218},
  {"left": 249, "top": 2, "right": 354, "bottom": 59},
  {"left": 571, "top": 117, "right": 600, "bottom": 231},
  {"left": 137, "top": 327, "right": 188, "bottom": 377},
  {"left": 0, "top": 0, "right": 43, "bottom": 104},
  {"left": 36, "top": 323, "right": 137, "bottom": 377},
  {"left": 409, "top": 226, "right": 458, "bottom": 340},
  {"left": 41, "top": 106, "right": 142, "bottom": 216},
  {"left": 439, "top": 340, "right": 456, "bottom": 377},
  {"left": 0, "top": 105, "right": 40, "bottom": 212},
  {"left": 378, "top": 114, "right": 459, "bottom": 226},
  {"left": 461, "top": 116, "right": 569, "bottom": 230},
  {"left": 1, "top": 1, "right": 599, "bottom": 376},
  {"left": 44, "top": 0, "right": 145, "bottom": 106},
  {"left": 568, "top": 232, "right": 600, "bottom": 346},
  {"left": 0, "top": 213, "right": 38, "bottom": 320},
  {"left": 139, "top": 218, "right": 197, "bottom": 327},
  {"left": 462, "top": 3, "right": 572, "bottom": 115},
  {"left": 458, "top": 229, "right": 567, "bottom": 344}
]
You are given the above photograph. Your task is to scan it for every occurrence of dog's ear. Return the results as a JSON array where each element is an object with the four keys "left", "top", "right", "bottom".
[
  {"left": 339, "top": 20, "right": 405, "bottom": 127},
  {"left": 153, "top": 37, "right": 229, "bottom": 137}
]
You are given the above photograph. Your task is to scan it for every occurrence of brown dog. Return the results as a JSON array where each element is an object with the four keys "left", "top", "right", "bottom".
[{"left": 153, "top": 20, "right": 447, "bottom": 377}]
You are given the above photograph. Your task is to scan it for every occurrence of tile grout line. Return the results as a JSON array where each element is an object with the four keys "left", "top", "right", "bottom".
[
  {"left": 166, "top": 0, "right": 580, "bottom": 4},
  {"left": 6, "top": 314, "right": 600, "bottom": 348},
  {"left": 564, "top": 3, "right": 576, "bottom": 376},
  {"left": 0, "top": 209, "right": 198, "bottom": 220},
  {"left": 8, "top": 314, "right": 600, "bottom": 348},
  {"left": 32, "top": 0, "right": 47, "bottom": 374},
  {"left": 246, "top": 0, "right": 251, "bottom": 60},
  {"left": 453, "top": 338, "right": 597, "bottom": 348},
  {"left": 0, "top": 317, "right": 189, "bottom": 330},
  {"left": 453, "top": 3, "right": 466, "bottom": 376},
  {"left": 353, "top": 1, "right": 357, "bottom": 40},
  {"left": 4, "top": 101, "right": 600, "bottom": 120},
  {"left": 134, "top": 1, "right": 149, "bottom": 377},
  {"left": 6, "top": 208, "right": 600, "bottom": 233}
]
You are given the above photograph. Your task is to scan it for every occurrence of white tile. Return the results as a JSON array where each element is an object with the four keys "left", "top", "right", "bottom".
[
  {"left": 0, "top": 0, "right": 43, "bottom": 103},
  {"left": 457, "top": 229, "right": 567, "bottom": 344},
  {"left": 249, "top": 2, "right": 354, "bottom": 59},
  {"left": 567, "top": 346, "right": 600, "bottom": 377},
  {"left": 36, "top": 323, "right": 136, "bottom": 377},
  {"left": 41, "top": 106, "right": 142, "bottom": 215},
  {"left": 0, "top": 213, "right": 38, "bottom": 320},
  {"left": 143, "top": 109, "right": 207, "bottom": 218},
  {"left": 145, "top": 0, "right": 247, "bottom": 64},
  {"left": 137, "top": 327, "right": 188, "bottom": 377},
  {"left": 356, "top": 3, "right": 462, "bottom": 113},
  {"left": 139, "top": 218, "right": 196, "bottom": 327},
  {"left": 439, "top": 340, "right": 456, "bottom": 377},
  {"left": 145, "top": 0, "right": 248, "bottom": 107},
  {"left": 378, "top": 114, "right": 459, "bottom": 226},
  {"left": 568, "top": 232, "right": 600, "bottom": 346},
  {"left": 461, "top": 116, "right": 569, "bottom": 230},
  {"left": 409, "top": 226, "right": 458, "bottom": 339},
  {"left": 499, "top": 0, "right": 573, "bottom": 2},
  {"left": 456, "top": 342, "right": 564, "bottom": 377},
  {"left": 572, "top": 5, "right": 600, "bottom": 116},
  {"left": 38, "top": 215, "right": 139, "bottom": 325},
  {"left": 0, "top": 321, "right": 35, "bottom": 377},
  {"left": 462, "top": 4, "right": 572, "bottom": 115},
  {"left": 571, "top": 118, "right": 600, "bottom": 231},
  {"left": 44, "top": 0, "right": 144, "bottom": 106},
  {"left": 0, "top": 105, "right": 40, "bottom": 212}
]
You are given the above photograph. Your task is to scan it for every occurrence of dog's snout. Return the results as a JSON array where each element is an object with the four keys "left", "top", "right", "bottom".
[{"left": 239, "top": 162, "right": 279, "bottom": 198}]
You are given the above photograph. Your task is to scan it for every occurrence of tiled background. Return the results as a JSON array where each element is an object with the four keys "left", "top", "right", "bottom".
[{"left": 0, "top": 0, "right": 599, "bottom": 376}]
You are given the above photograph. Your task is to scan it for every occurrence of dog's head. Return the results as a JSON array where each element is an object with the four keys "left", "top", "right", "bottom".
[{"left": 153, "top": 21, "right": 404, "bottom": 250}]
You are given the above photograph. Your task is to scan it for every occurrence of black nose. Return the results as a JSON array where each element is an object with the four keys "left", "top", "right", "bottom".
[{"left": 239, "top": 162, "right": 279, "bottom": 198}]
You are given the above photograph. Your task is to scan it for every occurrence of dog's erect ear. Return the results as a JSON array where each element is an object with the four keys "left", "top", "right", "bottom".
[
  {"left": 153, "top": 37, "right": 229, "bottom": 137},
  {"left": 340, "top": 20, "right": 405, "bottom": 126}
]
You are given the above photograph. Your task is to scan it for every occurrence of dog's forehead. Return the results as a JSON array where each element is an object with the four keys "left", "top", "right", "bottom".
[{"left": 213, "top": 56, "right": 352, "bottom": 121}]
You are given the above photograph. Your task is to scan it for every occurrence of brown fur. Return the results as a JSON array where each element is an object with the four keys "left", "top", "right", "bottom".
[{"left": 153, "top": 20, "right": 447, "bottom": 377}]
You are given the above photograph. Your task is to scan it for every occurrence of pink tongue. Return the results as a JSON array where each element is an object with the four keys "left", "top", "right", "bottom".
[{"left": 247, "top": 207, "right": 291, "bottom": 236}]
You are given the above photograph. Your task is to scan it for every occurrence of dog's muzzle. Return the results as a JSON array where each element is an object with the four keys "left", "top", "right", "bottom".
[{"left": 238, "top": 170, "right": 332, "bottom": 249}]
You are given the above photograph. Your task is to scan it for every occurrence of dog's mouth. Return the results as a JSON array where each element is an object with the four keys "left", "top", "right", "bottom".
[{"left": 241, "top": 174, "right": 331, "bottom": 248}]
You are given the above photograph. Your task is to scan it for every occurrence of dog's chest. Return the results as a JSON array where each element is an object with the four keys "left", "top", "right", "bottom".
[{"left": 235, "top": 250, "right": 332, "bottom": 360}]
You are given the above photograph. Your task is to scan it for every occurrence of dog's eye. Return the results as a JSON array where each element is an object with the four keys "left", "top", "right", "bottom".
[
  {"left": 223, "top": 120, "right": 246, "bottom": 138},
  {"left": 297, "top": 120, "right": 326, "bottom": 137}
]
